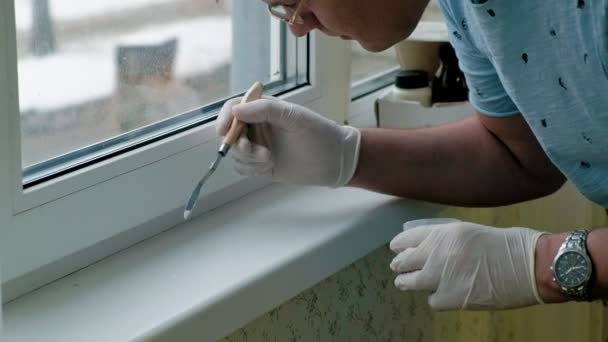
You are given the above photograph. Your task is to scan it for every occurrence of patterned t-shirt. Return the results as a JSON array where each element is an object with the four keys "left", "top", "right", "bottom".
[{"left": 438, "top": 0, "right": 608, "bottom": 206}]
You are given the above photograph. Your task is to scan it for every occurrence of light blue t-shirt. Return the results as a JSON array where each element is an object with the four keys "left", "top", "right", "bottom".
[{"left": 438, "top": 0, "right": 608, "bottom": 206}]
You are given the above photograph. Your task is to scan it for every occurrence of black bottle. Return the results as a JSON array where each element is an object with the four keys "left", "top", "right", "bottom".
[{"left": 431, "top": 43, "right": 468, "bottom": 103}]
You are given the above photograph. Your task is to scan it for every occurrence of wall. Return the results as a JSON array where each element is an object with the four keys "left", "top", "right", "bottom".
[{"left": 221, "top": 182, "right": 608, "bottom": 341}]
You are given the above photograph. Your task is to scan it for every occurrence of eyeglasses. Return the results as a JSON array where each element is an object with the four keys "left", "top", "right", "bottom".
[{"left": 267, "top": 0, "right": 307, "bottom": 25}]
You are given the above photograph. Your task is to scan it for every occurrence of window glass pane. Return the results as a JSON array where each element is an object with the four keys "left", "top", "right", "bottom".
[
  {"left": 350, "top": 0, "right": 443, "bottom": 86},
  {"left": 15, "top": 0, "right": 295, "bottom": 174},
  {"left": 350, "top": 43, "right": 398, "bottom": 85}
]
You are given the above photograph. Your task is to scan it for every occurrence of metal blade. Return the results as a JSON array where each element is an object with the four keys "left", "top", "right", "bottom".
[{"left": 183, "top": 153, "right": 223, "bottom": 220}]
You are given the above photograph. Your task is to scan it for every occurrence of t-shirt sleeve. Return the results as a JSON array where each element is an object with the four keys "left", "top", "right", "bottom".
[{"left": 438, "top": 0, "right": 520, "bottom": 117}]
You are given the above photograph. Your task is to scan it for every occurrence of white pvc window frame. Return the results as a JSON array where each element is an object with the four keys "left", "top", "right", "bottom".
[{"left": 0, "top": 0, "right": 352, "bottom": 303}]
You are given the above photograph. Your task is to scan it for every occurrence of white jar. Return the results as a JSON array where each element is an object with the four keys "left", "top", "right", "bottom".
[{"left": 390, "top": 70, "right": 432, "bottom": 107}]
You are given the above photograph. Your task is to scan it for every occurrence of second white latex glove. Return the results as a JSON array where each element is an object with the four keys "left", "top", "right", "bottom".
[
  {"left": 390, "top": 220, "right": 546, "bottom": 310},
  {"left": 217, "top": 96, "right": 360, "bottom": 187}
]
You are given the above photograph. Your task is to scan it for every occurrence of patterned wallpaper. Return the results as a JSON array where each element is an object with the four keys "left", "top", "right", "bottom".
[{"left": 220, "top": 245, "right": 434, "bottom": 342}]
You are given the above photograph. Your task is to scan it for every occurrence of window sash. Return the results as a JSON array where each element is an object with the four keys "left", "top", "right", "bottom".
[
  {"left": 23, "top": 80, "right": 303, "bottom": 188},
  {"left": 351, "top": 67, "right": 400, "bottom": 101},
  {"left": 13, "top": 10, "right": 308, "bottom": 212}
]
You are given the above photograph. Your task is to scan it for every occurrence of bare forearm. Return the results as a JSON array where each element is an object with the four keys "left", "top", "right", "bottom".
[
  {"left": 348, "top": 116, "right": 564, "bottom": 206},
  {"left": 536, "top": 228, "right": 608, "bottom": 302}
]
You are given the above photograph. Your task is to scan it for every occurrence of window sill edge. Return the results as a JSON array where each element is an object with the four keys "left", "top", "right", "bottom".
[{"left": 4, "top": 185, "right": 443, "bottom": 342}]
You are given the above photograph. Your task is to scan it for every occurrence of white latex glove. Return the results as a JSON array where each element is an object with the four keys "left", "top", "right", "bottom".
[
  {"left": 217, "top": 96, "right": 361, "bottom": 187},
  {"left": 389, "top": 220, "right": 546, "bottom": 310}
]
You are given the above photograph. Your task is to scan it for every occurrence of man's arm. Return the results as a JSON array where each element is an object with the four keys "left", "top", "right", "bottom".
[
  {"left": 536, "top": 228, "right": 608, "bottom": 302},
  {"left": 349, "top": 112, "right": 566, "bottom": 207}
]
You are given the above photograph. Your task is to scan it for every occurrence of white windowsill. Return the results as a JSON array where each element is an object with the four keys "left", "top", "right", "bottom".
[{"left": 3, "top": 184, "right": 442, "bottom": 342}]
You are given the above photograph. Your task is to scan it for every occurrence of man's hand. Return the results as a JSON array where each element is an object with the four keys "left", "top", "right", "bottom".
[
  {"left": 217, "top": 96, "right": 360, "bottom": 187},
  {"left": 390, "top": 220, "right": 546, "bottom": 310}
]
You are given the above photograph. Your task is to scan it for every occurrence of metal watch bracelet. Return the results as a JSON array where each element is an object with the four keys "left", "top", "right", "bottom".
[{"left": 556, "top": 229, "right": 591, "bottom": 301}]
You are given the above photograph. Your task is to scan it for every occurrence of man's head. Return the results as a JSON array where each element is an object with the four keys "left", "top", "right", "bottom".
[{"left": 263, "top": 0, "right": 430, "bottom": 52}]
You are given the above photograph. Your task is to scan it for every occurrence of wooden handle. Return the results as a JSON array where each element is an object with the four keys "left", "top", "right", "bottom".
[{"left": 223, "top": 81, "right": 264, "bottom": 146}]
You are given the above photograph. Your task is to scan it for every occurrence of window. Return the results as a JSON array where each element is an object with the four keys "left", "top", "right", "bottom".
[
  {"left": 349, "top": 0, "right": 445, "bottom": 100},
  {"left": 351, "top": 42, "right": 399, "bottom": 87},
  {"left": 350, "top": 41, "right": 400, "bottom": 100},
  {"left": 1, "top": 0, "right": 350, "bottom": 302}
]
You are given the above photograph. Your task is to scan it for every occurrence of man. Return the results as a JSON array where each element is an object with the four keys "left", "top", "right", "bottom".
[{"left": 217, "top": 0, "right": 608, "bottom": 310}]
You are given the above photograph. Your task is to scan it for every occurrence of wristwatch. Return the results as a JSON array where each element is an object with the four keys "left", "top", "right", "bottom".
[{"left": 550, "top": 230, "right": 593, "bottom": 301}]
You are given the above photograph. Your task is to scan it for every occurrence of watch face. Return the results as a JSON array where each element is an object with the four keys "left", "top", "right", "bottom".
[{"left": 555, "top": 251, "right": 590, "bottom": 288}]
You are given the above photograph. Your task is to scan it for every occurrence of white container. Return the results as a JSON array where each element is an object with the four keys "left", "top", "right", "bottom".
[
  {"left": 375, "top": 90, "right": 473, "bottom": 129},
  {"left": 390, "top": 70, "right": 432, "bottom": 107}
]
